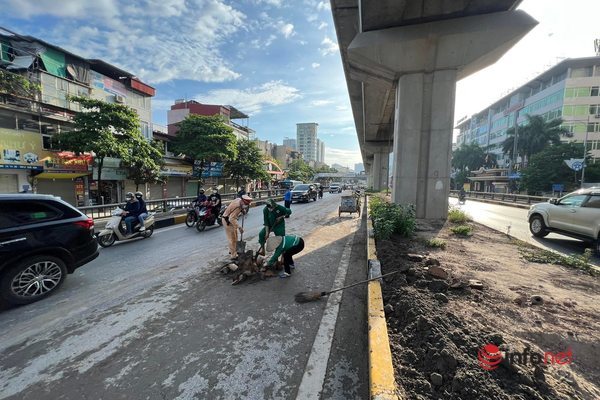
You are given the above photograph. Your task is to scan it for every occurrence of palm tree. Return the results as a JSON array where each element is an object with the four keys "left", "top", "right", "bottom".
[{"left": 502, "top": 115, "right": 568, "bottom": 166}]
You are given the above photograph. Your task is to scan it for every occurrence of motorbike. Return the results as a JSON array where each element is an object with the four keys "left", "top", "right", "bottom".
[
  {"left": 97, "top": 207, "right": 156, "bottom": 247},
  {"left": 196, "top": 204, "right": 224, "bottom": 232},
  {"left": 458, "top": 194, "right": 466, "bottom": 205}
]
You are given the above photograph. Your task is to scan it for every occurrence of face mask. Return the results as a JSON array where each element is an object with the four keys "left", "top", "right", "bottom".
[{"left": 212, "top": 190, "right": 217, "bottom": 194}]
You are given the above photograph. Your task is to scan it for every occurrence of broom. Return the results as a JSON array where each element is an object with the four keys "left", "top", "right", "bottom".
[{"left": 295, "top": 270, "right": 402, "bottom": 303}]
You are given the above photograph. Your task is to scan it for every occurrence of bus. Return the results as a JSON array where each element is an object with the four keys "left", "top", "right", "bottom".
[{"left": 280, "top": 180, "right": 303, "bottom": 189}]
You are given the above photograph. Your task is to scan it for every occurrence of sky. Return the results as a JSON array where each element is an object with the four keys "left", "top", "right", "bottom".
[{"left": 0, "top": 0, "right": 599, "bottom": 168}]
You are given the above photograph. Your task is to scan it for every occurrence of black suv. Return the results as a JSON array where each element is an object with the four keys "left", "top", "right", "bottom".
[
  {"left": 291, "top": 184, "right": 318, "bottom": 203},
  {"left": 0, "top": 194, "right": 99, "bottom": 305}
]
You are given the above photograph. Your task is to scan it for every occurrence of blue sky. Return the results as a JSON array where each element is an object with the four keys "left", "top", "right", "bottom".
[
  {"left": 0, "top": 0, "right": 360, "bottom": 167},
  {"left": 2, "top": 0, "right": 600, "bottom": 168}
]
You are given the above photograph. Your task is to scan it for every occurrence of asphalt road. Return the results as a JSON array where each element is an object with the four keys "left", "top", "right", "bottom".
[
  {"left": 451, "top": 197, "right": 600, "bottom": 262},
  {"left": 0, "top": 192, "right": 368, "bottom": 400}
]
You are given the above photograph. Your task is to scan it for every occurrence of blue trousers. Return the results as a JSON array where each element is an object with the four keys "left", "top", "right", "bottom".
[{"left": 125, "top": 216, "right": 137, "bottom": 234}]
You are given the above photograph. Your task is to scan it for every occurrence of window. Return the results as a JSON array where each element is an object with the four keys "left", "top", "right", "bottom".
[
  {"left": 0, "top": 110, "right": 16, "bottom": 129},
  {"left": 584, "top": 195, "right": 600, "bottom": 208},
  {"left": 0, "top": 201, "right": 62, "bottom": 229},
  {"left": 17, "top": 115, "right": 40, "bottom": 132},
  {"left": 42, "top": 134, "right": 53, "bottom": 150},
  {"left": 592, "top": 86, "right": 599, "bottom": 97},
  {"left": 558, "top": 194, "right": 588, "bottom": 207},
  {"left": 571, "top": 67, "right": 593, "bottom": 78}
]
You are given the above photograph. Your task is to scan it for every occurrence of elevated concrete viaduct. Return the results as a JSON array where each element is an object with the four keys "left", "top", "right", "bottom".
[{"left": 331, "top": 0, "right": 537, "bottom": 218}]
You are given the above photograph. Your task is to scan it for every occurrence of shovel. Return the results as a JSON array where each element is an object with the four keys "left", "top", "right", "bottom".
[{"left": 236, "top": 212, "right": 246, "bottom": 254}]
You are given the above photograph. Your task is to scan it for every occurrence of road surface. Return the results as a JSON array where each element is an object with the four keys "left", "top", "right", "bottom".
[{"left": 0, "top": 192, "right": 368, "bottom": 400}]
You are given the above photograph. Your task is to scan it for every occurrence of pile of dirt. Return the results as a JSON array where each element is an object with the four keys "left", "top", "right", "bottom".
[{"left": 377, "top": 220, "right": 599, "bottom": 400}]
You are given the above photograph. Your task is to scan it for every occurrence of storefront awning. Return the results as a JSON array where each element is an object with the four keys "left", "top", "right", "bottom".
[{"left": 35, "top": 172, "right": 90, "bottom": 179}]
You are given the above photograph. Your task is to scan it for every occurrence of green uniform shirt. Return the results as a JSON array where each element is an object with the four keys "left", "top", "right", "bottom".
[
  {"left": 262, "top": 203, "right": 291, "bottom": 236},
  {"left": 267, "top": 235, "right": 301, "bottom": 266}
]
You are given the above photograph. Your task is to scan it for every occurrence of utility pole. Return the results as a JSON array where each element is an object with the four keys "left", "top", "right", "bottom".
[{"left": 581, "top": 115, "right": 591, "bottom": 188}]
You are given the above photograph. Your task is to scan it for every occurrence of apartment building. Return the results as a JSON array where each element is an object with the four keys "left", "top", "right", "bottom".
[{"left": 296, "top": 122, "right": 318, "bottom": 162}]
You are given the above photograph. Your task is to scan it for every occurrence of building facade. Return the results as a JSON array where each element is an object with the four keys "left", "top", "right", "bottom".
[
  {"left": 283, "top": 137, "right": 296, "bottom": 151},
  {"left": 296, "top": 122, "right": 318, "bottom": 162},
  {"left": 167, "top": 100, "right": 253, "bottom": 140},
  {"left": 456, "top": 57, "right": 600, "bottom": 165},
  {"left": 0, "top": 30, "right": 155, "bottom": 205}
]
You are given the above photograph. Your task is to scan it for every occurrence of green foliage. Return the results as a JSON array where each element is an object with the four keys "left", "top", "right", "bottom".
[
  {"left": 452, "top": 143, "right": 494, "bottom": 171},
  {"left": 170, "top": 114, "right": 237, "bottom": 166},
  {"left": 287, "top": 159, "right": 315, "bottom": 182},
  {"left": 224, "top": 139, "right": 269, "bottom": 185},
  {"left": 502, "top": 115, "right": 568, "bottom": 163},
  {"left": 520, "top": 142, "right": 584, "bottom": 193},
  {"left": 124, "top": 140, "right": 165, "bottom": 189},
  {"left": 315, "top": 165, "right": 338, "bottom": 173},
  {"left": 518, "top": 246, "right": 598, "bottom": 276},
  {"left": 425, "top": 238, "right": 447, "bottom": 249},
  {"left": 450, "top": 225, "right": 472, "bottom": 236},
  {"left": 51, "top": 96, "right": 145, "bottom": 201},
  {"left": 370, "top": 197, "right": 416, "bottom": 240},
  {"left": 448, "top": 207, "right": 470, "bottom": 223},
  {"left": 453, "top": 169, "right": 469, "bottom": 189},
  {"left": 0, "top": 69, "right": 41, "bottom": 98}
]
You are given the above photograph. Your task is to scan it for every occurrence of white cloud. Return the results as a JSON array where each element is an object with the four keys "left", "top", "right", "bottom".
[
  {"left": 11, "top": 0, "right": 246, "bottom": 84},
  {"left": 311, "top": 99, "right": 334, "bottom": 106},
  {"left": 279, "top": 23, "right": 295, "bottom": 38},
  {"left": 253, "top": 0, "right": 283, "bottom": 6},
  {"left": 336, "top": 105, "right": 349, "bottom": 111},
  {"left": 299, "top": 40, "right": 308, "bottom": 45},
  {"left": 320, "top": 37, "right": 339, "bottom": 56},
  {"left": 311, "top": 62, "right": 320, "bottom": 68},
  {"left": 316, "top": 1, "right": 330, "bottom": 11},
  {"left": 307, "top": 14, "right": 319, "bottom": 23},
  {"left": 318, "top": 21, "right": 328, "bottom": 30},
  {"left": 195, "top": 80, "right": 301, "bottom": 115},
  {"left": 325, "top": 148, "right": 362, "bottom": 167}
]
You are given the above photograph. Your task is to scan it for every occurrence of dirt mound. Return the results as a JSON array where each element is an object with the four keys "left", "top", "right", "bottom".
[{"left": 378, "top": 222, "right": 599, "bottom": 400}]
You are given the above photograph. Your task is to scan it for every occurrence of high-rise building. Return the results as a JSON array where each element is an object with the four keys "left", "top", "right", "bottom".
[
  {"left": 354, "top": 163, "right": 364, "bottom": 173},
  {"left": 283, "top": 137, "right": 296, "bottom": 150},
  {"left": 296, "top": 123, "right": 318, "bottom": 162},
  {"left": 319, "top": 139, "right": 325, "bottom": 164},
  {"left": 456, "top": 56, "right": 600, "bottom": 163}
]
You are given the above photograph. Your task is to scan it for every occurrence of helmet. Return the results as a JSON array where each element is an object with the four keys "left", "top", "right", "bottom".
[
  {"left": 198, "top": 188, "right": 205, "bottom": 194},
  {"left": 135, "top": 191, "right": 143, "bottom": 198},
  {"left": 126, "top": 192, "right": 134, "bottom": 200},
  {"left": 212, "top": 187, "right": 218, "bottom": 192}
]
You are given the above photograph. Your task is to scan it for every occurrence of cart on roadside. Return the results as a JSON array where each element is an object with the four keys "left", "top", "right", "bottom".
[{"left": 339, "top": 194, "right": 361, "bottom": 217}]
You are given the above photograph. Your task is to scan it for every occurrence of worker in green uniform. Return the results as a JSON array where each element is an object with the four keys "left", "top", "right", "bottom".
[
  {"left": 258, "top": 199, "right": 291, "bottom": 254},
  {"left": 265, "top": 235, "right": 305, "bottom": 278}
]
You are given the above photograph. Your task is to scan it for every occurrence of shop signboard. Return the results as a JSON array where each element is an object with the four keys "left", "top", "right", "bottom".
[
  {"left": 160, "top": 164, "right": 193, "bottom": 177},
  {"left": 201, "top": 162, "right": 224, "bottom": 178},
  {"left": 42, "top": 151, "right": 93, "bottom": 173},
  {"left": 0, "top": 128, "right": 48, "bottom": 170}
]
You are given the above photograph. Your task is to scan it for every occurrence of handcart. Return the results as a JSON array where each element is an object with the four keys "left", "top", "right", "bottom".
[{"left": 339, "top": 195, "right": 361, "bottom": 217}]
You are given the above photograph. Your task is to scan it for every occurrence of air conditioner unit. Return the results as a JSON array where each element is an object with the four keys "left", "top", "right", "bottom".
[{"left": 114, "top": 95, "right": 125, "bottom": 103}]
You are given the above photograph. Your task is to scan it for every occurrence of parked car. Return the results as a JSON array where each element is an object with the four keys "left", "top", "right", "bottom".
[
  {"left": 527, "top": 187, "right": 600, "bottom": 252},
  {"left": 291, "top": 184, "right": 318, "bottom": 203},
  {"left": 0, "top": 194, "right": 99, "bottom": 305},
  {"left": 329, "top": 183, "right": 342, "bottom": 193}
]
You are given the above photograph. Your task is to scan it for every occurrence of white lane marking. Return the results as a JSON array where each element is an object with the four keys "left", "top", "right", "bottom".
[{"left": 295, "top": 231, "right": 356, "bottom": 400}]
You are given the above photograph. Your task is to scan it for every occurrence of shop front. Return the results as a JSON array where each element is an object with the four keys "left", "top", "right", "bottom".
[
  {"left": 91, "top": 157, "right": 128, "bottom": 204},
  {"left": 34, "top": 152, "right": 93, "bottom": 206},
  {"left": 159, "top": 161, "right": 193, "bottom": 199},
  {"left": 1, "top": 127, "right": 46, "bottom": 193}
]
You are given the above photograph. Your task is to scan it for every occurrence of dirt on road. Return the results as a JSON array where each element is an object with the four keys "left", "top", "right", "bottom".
[{"left": 377, "top": 218, "right": 600, "bottom": 400}]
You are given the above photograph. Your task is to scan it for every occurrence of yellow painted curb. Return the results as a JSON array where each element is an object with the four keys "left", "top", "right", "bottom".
[
  {"left": 366, "top": 196, "right": 400, "bottom": 400},
  {"left": 173, "top": 214, "right": 187, "bottom": 224}
]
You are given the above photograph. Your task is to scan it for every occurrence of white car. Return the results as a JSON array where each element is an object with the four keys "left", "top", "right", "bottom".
[{"left": 528, "top": 187, "right": 600, "bottom": 252}]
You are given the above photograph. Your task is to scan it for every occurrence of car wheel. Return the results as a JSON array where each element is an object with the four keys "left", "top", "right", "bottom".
[
  {"left": 529, "top": 215, "right": 549, "bottom": 238},
  {"left": 143, "top": 226, "right": 154, "bottom": 238},
  {"left": 196, "top": 220, "right": 207, "bottom": 232},
  {"left": 185, "top": 212, "right": 196, "bottom": 227},
  {"left": 0, "top": 255, "right": 67, "bottom": 305},
  {"left": 98, "top": 233, "right": 116, "bottom": 247}
]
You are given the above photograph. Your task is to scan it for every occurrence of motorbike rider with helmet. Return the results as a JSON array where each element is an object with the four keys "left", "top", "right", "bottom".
[
  {"left": 135, "top": 191, "right": 148, "bottom": 232},
  {"left": 122, "top": 192, "right": 141, "bottom": 235},
  {"left": 208, "top": 187, "right": 222, "bottom": 222}
]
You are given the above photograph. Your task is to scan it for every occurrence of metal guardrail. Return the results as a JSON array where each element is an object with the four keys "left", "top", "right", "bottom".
[
  {"left": 78, "top": 189, "right": 287, "bottom": 219},
  {"left": 449, "top": 190, "right": 551, "bottom": 205}
]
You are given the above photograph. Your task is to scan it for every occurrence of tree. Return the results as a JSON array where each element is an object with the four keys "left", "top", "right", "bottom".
[
  {"left": 124, "top": 139, "right": 165, "bottom": 191},
  {"left": 520, "top": 142, "right": 584, "bottom": 194},
  {"left": 52, "top": 96, "right": 145, "bottom": 203},
  {"left": 502, "top": 115, "right": 568, "bottom": 166},
  {"left": 170, "top": 115, "right": 237, "bottom": 191},
  {"left": 287, "top": 159, "right": 314, "bottom": 182},
  {"left": 224, "top": 139, "right": 269, "bottom": 188},
  {"left": 452, "top": 143, "right": 486, "bottom": 172},
  {"left": 315, "top": 165, "right": 338, "bottom": 173}
]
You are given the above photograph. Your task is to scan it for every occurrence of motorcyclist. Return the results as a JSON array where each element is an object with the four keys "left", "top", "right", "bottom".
[
  {"left": 208, "top": 187, "right": 222, "bottom": 222},
  {"left": 122, "top": 192, "right": 140, "bottom": 235},
  {"left": 318, "top": 185, "right": 324, "bottom": 199},
  {"left": 193, "top": 189, "right": 208, "bottom": 209},
  {"left": 134, "top": 191, "right": 148, "bottom": 232},
  {"left": 459, "top": 187, "right": 466, "bottom": 201}
]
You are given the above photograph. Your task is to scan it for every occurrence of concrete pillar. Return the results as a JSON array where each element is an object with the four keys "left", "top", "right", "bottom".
[
  {"left": 372, "top": 151, "right": 389, "bottom": 191},
  {"left": 392, "top": 70, "right": 455, "bottom": 218}
]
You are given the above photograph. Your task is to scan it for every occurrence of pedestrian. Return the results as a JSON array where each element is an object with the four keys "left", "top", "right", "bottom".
[
  {"left": 283, "top": 188, "right": 292, "bottom": 217},
  {"left": 265, "top": 235, "right": 305, "bottom": 278},
  {"left": 258, "top": 199, "right": 291, "bottom": 254},
  {"left": 122, "top": 192, "right": 140, "bottom": 235},
  {"left": 134, "top": 191, "right": 148, "bottom": 231},
  {"left": 223, "top": 194, "right": 252, "bottom": 260}
]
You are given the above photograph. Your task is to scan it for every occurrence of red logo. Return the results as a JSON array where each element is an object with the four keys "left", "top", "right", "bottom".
[{"left": 478, "top": 344, "right": 503, "bottom": 371}]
